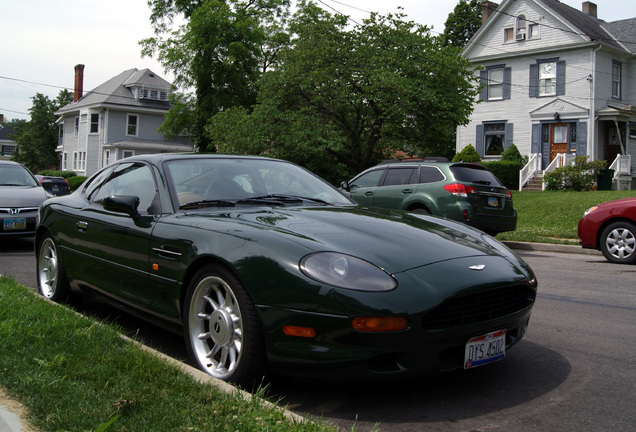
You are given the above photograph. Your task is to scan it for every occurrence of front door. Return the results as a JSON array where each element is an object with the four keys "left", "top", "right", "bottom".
[
  {"left": 550, "top": 123, "right": 568, "bottom": 162},
  {"left": 605, "top": 121, "right": 624, "bottom": 168}
]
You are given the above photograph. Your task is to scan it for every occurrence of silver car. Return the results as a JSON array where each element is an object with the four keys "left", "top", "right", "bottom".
[{"left": 0, "top": 160, "right": 51, "bottom": 236}]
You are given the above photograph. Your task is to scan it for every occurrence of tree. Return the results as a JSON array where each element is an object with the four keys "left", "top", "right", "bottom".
[
  {"left": 12, "top": 90, "right": 72, "bottom": 172},
  {"left": 452, "top": 145, "right": 481, "bottom": 163},
  {"left": 141, "top": 0, "right": 291, "bottom": 148},
  {"left": 208, "top": 3, "right": 480, "bottom": 184},
  {"left": 442, "top": 0, "right": 482, "bottom": 47}
]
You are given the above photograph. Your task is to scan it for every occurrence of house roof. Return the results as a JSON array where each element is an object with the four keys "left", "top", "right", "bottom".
[
  {"left": 464, "top": 0, "right": 634, "bottom": 57},
  {"left": 56, "top": 68, "right": 171, "bottom": 115},
  {"left": 0, "top": 124, "right": 16, "bottom": 142}
]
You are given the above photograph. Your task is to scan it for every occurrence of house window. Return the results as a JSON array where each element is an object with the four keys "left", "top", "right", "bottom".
[
  {"left": 488, "top": 68, "right": 504, "bottom": 100},
  {"left": 72, "top": 152, "right": 78, "bottom": 170},
  {"left": 528, "top": 23, "right": 539, "bottom": 39},
  {"left": 58, "top": 125, "right": 63, "bottom": 139},
  {"left": 480, "top": 66, "right": 511, "bottom": 101},
  {"left": 103, "top": 150, "right": 111, "bottom": 167},
  {"left": 612, "top": 61, "right": 622, "bottom": 99},
  {"left": 127, "top": 114, "right": 138, "bottom": 136},
  {"left": 123, "top": 150, "right": 135, "bottom": 159},
  {"left": 530, "top": 60, "right": 565, "bottom": 97},
  {"left": 63, "top": 152, "right": 68, "bottom": 170},
  {"left": 78, "top": 152, "right": 86, "bottom": 171},
  {"left": 515, "top": 15, "right": 527, "bottom": 41},
  {"left": 483, "top": 123, "right": 507, "bottom": 156},
  {"left": 630, "top": 123, "right": 636, "bottom": 139},
  {"left": 504, "top": 28, "right": 514, "bottom": 42},
  {"left": 539, "top": 62, "right": 557, "bottom": 96},
  {"left": 1, "top": 145, "right": 16, "bottom": 156},
  {"left": 74, "top": 117, "right": 79, "bottom": 136},
  {"left": 90, "top": 113, "right": 99, "bottom": 133}
]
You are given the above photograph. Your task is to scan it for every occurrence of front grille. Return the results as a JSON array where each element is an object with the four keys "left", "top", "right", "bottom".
[{"left": 422, "top": 285, "right": 535, "bottom": 330}]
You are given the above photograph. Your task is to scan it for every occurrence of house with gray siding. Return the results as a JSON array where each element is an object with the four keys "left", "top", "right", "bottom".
[
  {"left": 457, "top": 0, "right": 635, "bottom": 189},
  {"left": 55, "top": 65, "right": 193, "bottom": 177}
]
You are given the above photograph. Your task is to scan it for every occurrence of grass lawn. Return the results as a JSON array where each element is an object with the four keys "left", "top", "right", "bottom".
[
  {"left": 496, "top": 190, "right": 636, "bottom": 245},
  {"left": 0, "top": 278, "right": 343, "bottom": 432}
]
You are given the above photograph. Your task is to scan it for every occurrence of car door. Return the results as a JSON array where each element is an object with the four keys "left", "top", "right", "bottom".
[
  {"left": 373, "top": 166, "right": 418, "bottom": 209},
  {"left": 70, "top": 162, "right": 159, "bottom": 306},
  {"left": 347, "top": 168, "right": 385, "bottom": 207}
]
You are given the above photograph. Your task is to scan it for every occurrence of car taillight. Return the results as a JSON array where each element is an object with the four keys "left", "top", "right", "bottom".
[
  {"left": 443, "top": 183, "right": 477, "bottom": 197},
  {"left": 506, "top": 190, "right": 512, "bottom": 199}
]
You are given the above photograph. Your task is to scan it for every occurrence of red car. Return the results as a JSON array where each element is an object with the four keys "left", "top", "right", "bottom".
[{"left": 578, "top": 197, "right": 636, "bottom": 264}]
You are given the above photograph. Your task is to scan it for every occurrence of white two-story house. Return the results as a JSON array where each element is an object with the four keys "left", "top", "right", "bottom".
[
  {"left": 456, "top": 0, "right": 635, "bottom": 189},
  {"left": 55, "top": 65, "right": 193, "bottom": 177}
]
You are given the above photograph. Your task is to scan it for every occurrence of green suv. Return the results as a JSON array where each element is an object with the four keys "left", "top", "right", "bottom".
[{"left": 341, "top": 159, "right": 517, "bottom": 235}]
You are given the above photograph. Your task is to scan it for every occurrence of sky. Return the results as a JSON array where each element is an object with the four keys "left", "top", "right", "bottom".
[{"left": 1, "top": 0, "right": 633, "bottom": 121}]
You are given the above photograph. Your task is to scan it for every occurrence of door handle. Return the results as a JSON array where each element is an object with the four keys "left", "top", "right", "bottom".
[
  {"left": 364, "top": 191, "right": 375, "bottom": 197},
  {"left": 402, "top": 189, "right": 414, "bottom": 194},
  {"left": 76, "top": 221, "right": 88, "bottom": 232}
]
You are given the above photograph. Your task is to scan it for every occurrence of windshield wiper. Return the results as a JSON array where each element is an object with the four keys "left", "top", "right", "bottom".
[
  {"left": 180, "top": 200, "right": 236, "bottom": 209},
  {"left": 237, "top": 194, "right": 332, "bottom": 206}
]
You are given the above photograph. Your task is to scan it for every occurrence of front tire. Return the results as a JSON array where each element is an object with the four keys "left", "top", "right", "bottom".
[
  {"left": 183, "top": 264, "right": 266, "bottom": 386},
  {"left": 37, "top": 234, "right": 71, "bottom": 302},
  {"left": 600, "top": 221, "right": 636, "bottom": 264}
]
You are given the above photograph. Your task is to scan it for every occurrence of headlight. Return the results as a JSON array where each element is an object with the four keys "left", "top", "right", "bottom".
[
  {"left": 583, "top": 206, "right": 598, "bottom": 216},
  {"left": 300, "top": 252, "right": 397, "bottom": 292}
]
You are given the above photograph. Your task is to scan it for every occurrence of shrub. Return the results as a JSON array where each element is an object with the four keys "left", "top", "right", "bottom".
[
  {"left": 543, "top": 156, "right": 606, "bottom": 191},
  {"left": 501, "top": 144, "right": 528, "bottom": 165},
  {"left": 67, "top": 176, "right": 88, "bottom": 191},
  {"left": 482, "top": 160, "right": 522, "bottom": 190},
  {"left": 37, "top": 169, "right": 78, "bottom": 179},
  {"left": 452, "top": 145, "right": 481, "bottom": 163}
]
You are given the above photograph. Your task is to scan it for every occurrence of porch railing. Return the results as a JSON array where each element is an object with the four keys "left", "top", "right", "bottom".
[
  {"left": 609, "top": 154, "right": 632, "bottom": 190},
  {"left": 519, "top": 153, "right": 542, "bottom": 191},
  {"left": 541, "top": 153, "right": 575, "bottom": 190}
]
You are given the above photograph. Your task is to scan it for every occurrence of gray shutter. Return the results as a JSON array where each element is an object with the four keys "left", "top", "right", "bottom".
[
  {"left": 531, "top": 124, "right": 540, "bottom": 153},
  {"left": 505, "top": 123, "right": 514, "bottom": 149},
  {"left": 556, "top": 60, "right": 566, "bottom": 95},
  {"left": 529, "top": 64, "right": 538, "bottom": 98},
  {"left": 475, "top": 125, "right": 484, "bottom": 156},
  {"left": 480, "top": 70, "right": 488, "bottom": 101},
  {"left": 578, "top": 121, "right": 587, "bottom": 156},
  {"left": 503, "top": 67, "right": 512, "bottom": 100}
]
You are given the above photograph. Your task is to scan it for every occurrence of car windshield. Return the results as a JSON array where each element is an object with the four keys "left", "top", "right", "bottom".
[
  {"left": 0, "top": 164, "right": 39, "bottom": 187},
  {"left": 450, "top": 165, "right": 504, "bottom": 187},
  {"left": 165, "top": 158, "right": 354, "bottom": 208}
]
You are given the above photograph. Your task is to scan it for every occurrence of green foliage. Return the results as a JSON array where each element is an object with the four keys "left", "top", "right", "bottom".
[
  {"left": 37, "top": 169, "right": 77, "bottom": 179},
  {"left": 543, "top": 156, "right": 607, "bottom": 191},
  {"left": 441, "top": 0, "right": 482, "bottom": 47},
  {"left": 142, "top": 0, "right": 291, "bottom": 148},
  {"left": 207, "top": 3, "right": 479, "bottom": 184},
  {"left": 11, "top": 90, "right": 73, "bottom": 172},
  {"left": 452, "top": 144, "right": 481, "bottom": 162},
  {"left": 481, "top": 160, "right": 522, "bottom": 190},
  {"left": 67, "top": 176, "right": 88, "bottom": 191},
  {"left": 501, "top": 144, "right": 528, "bottom": 165}
]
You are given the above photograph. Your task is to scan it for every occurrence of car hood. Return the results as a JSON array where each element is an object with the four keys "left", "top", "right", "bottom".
[
  {"left": 181, "top": 205, "right": 516, "bottom": 274},
  {"left": 0, "top": 186, "right": 49, "bottom": 207},
  {"left": 596, "top": 197, "right": 636, "bottom": 210}
]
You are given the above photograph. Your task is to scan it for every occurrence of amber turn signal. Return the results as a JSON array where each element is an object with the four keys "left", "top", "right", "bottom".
[
  {"left": 352, "top": 317, "right": 408, "bottom": 332},
  {"left": 283, "top": 325, "right": 316, "bottom": 338}
]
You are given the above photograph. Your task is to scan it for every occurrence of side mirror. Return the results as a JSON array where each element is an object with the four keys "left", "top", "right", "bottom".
[
  {"left": 340, "top": 181, "right": 350, "bottom": 192},
  {"left": 103, "top": 195, "right": 141, "bottom": 220}
]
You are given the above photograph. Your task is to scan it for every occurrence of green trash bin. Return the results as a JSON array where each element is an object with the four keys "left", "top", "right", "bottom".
[{"left": 597, "top": 169, "right": 614, "bottom": 190}]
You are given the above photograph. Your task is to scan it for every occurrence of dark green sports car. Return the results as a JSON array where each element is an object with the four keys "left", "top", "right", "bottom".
[{"left": 36, "top": 154, "right": 537, "bottom": 385}]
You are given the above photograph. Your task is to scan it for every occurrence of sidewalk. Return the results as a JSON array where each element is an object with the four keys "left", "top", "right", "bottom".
[{"left": 0, "top": 241, "right": 598, "bottom": 431}]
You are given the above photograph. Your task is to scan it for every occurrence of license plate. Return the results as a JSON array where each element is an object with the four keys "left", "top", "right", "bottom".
[
  {"left": 52, "top": 185, "right": 60, "bottom": 193},
  {"left": 464, "top": 329, "right": 506, "bottom": 369},
  {"left": 3, "top": 218, "right": 26, "bottom": 231},
  {"left": 487, "top": 197, "right": 499, "bottom": 208}
]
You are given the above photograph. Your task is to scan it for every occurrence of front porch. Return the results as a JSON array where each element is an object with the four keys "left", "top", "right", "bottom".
[{"left": 519, "top": 153, "right": 632, "bottom": 191}]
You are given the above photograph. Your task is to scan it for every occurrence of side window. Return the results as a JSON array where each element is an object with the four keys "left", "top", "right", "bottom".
[
  {"left": 349, "top": 169, "right": 385, "bottom": 189},
  {"left": 84, "top": 167, "right": 115, "bottom": 201},
  {"left": 92, "top": 163, "right": 157, "bottom": 214},
  {"left": 419, "top": 166, "right": 445, "bottom": 183},
  {"left": 383, "top": 167, "right": 417, "bottom": 186}
]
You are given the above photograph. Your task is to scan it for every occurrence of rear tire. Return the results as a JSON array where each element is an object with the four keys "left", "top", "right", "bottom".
[
  {"left": 600, "top": 221, "right": 636, "bottom": 264},
  {"left": 183, "top": 264, "right": 266, "bottom": 386},
  {"left": 36, "top": 234, "right": 71, "bottom": 302}
]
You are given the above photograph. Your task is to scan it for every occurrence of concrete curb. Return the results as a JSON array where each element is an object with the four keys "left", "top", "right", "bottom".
[{"left": 502, "top": 241, "right": 602, "bottom": 256}]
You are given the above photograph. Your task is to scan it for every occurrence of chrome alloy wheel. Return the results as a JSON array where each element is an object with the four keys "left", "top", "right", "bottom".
[
  {"left": 187, "top": 276, "right": 244, "bottom": 379},
  {"left": 38, "top": 237, "right": 59, "bottom": 299},
  {"left": 605, "top": 226, "right": 636, "bottom": 261}
]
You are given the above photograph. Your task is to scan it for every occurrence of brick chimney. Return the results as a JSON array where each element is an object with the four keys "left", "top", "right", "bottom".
[
  {"left": 73, "top": 64, "right": 85, "bottom": 102},
  {"left": 0, "top": 114, "right": 4, "bottom": 125},
  {"left": 482, "top": 1, "right": 499, "bottom": 24},
  {"left": 582, "top": 2, "right": 597, "bottom": 18}
]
